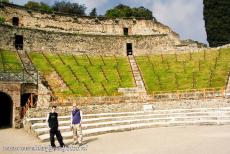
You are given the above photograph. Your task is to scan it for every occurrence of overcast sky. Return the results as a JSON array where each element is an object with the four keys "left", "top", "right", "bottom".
[{"left": 10, "top": 0, "right": 208, "bottom": 44}]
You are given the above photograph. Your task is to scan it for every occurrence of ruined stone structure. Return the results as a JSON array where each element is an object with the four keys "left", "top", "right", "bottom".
[
  {"left": 0, "top": 2, "right": 198, "bottom": 56},
  {"left": 0, "top": 82, "right": 37, "bottom": 128},
  {"left": 0, "top": 2, "right": 205, "bottom": 129}
]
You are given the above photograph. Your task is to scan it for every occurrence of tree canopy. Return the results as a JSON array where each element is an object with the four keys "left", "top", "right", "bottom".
[
  {"left": 89, "top": 8, "right": 97, "bottom": 17},
  {"left": 105, "top": 4, "right": 153, "bottom": 19},
  {"left": 1, "top": 0, "right": 9, "bottom": 3},
  {"left": 203, "top": 0, "right": 230, "bottom": 47},
  {"left": 24, "top": 1, "right": 86, "bottom": 15},
  {"left": 24, "top": 1, "right": 53, "bottom": 12},
  {"left": 52, "top": 1, "right": 86, "bottom": 16}
]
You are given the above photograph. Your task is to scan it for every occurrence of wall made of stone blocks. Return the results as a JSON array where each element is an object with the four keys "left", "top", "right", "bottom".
[
  {"left": 0, "top": 82, "right": 21, "bottom": 128},
  {"left": 0, "top": 4, "right": 180, "bottom": 37},
  {"left": 24, "top": 98, "right": 230, "bottom": 118},
  {"left": 0, "top": 25, "right": 179, "bottom": 56}
]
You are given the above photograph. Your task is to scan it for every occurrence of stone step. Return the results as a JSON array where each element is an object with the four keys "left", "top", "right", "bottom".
[
  {"left": 38, "top": 119, "right": 230, "bottom": 142},
  {"left": 34, "top": 115, "right": 230, "bottom": 136},
  {"left": 31, "top": 110, "right": 230, "bottom": 129},
  {"left": 28, "top": 107, "right": 230, "bottom": 124}
]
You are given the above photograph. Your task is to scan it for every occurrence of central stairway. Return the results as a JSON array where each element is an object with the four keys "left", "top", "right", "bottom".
[
  {"left": 16, "top": 50, "right": 38, "bottom": 84},
  {"left": 118, "top": 55, "right": 147, "bottom": 97},
  {"left": 25, "top": 107, "right": 230, "bottom": 143}
]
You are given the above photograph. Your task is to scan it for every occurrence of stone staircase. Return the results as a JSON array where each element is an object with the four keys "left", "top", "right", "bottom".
[
  {"left": 16, "top": 50, "right": 38, "bottom": 84},
  {"left": 25, "top": 107, "right": 230, "bottom": 144},
  {"left": 17, "top": 50, "right": 36, "bottom": 74},
  {"left": 118, "top": 55, "right": 147, "bottom": 97}
]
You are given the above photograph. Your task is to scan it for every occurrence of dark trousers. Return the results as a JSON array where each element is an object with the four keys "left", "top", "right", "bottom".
[{"left": 50, "top": 128, "right": 65, "bottom": 147}]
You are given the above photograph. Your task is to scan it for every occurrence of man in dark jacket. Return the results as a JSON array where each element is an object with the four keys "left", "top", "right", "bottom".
[{"left": 46, "top": 106, "right": 65, "bottom": 147}]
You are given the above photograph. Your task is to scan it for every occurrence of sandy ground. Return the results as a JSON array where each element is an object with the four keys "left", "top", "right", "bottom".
[{"left": 1, "top": 125, "right": 230, "bottom": 154}]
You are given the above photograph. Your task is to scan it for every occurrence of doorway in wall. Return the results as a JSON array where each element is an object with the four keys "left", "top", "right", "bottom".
[
  {"left": 126, "top": 43, "right": 133, "bottom": 55},
  {"left": 12, "top": 17, "right": 19, "bottom": 26},
  {"left": 15, "top": 35, "right": 23, "bottom": 50},
  {"left": 0, "top": 92, "right": 13, "bottom": 128},
  {"left": 123, "top": 28, "right": 128, "bottom": 36}
]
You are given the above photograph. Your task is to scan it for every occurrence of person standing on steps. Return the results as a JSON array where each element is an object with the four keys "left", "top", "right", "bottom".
[
  {"left": 70, "top": 103, "right": 83, "bottom": 146},
  {"left": 46, "top": 105, "right": 65, "bottom": 148}
]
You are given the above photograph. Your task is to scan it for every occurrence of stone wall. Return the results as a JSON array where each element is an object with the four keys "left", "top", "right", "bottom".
[
  {"left": 25, "top": 98, "right": 230, "bottom": 118},
  {"left": 0, "top": 2, "right": 189, "bottom": 55},
  {"left": 0, "top": 82, "right": 21, "bottom": 128},
  {"left": 0, "top": 3, "right": 180, "bottom": 38},
  {"left": 0, "top": 24, "right": 180, "bottom": 55},
  {"left": 0, "top": 81, "right": 38, "bottom": 128}
]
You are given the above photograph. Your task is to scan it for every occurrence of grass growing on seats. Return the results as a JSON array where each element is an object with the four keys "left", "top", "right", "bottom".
[
  {"left": 29, "top": 53, "right": 134, "bottom": 96},
  {"left": 0, "top": 50, "right": 22, "bottom": 72},
  {"left": 136, "top": 48, "right": 230, "bottom": 94}
]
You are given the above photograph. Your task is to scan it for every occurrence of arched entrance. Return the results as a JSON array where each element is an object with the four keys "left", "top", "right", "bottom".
[{"left": 0, "top": 92, "right": 13, "bottom": 128}]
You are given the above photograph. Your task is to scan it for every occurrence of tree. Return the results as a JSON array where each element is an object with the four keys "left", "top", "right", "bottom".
[
  {"left": 105, "top": 4, "right": 153, "bottom": 19},
  {"left": 24, "top": 1, "right": 53, "bottom": 12},
  {"left": 52, "top": 1, "right": 86, "bottom": 16},
  {"left": 89, "top": 8, "right": 97, "bottom": 17},
  {"left": 24, "top": 1, "right": 41, "bottom": 9},
  {"left": 203, "top": 0, "right": 230, "bottom": 47},
  {"left": 1, "top": 0, "right": 9, "bottom": 3},
  {"left": 39, "top": 2, "right": 53, "bottom": 12}
]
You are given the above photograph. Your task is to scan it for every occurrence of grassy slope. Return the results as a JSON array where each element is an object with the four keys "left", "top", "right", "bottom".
[
  {"left": 29, "top": 53, "right": 134, "bottom": 96},
  {"left": 0, "top": 50, "right": 22, "bottom": 72},
  {"left": 136, "top": 48, "right": 230, "bottom": 94}
]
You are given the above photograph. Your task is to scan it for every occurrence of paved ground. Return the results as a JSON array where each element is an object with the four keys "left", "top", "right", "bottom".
[{"left": 1, "top": 125, "right": 230, "bottom": 154}]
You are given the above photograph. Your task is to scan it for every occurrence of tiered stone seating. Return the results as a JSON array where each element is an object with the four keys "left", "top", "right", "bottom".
[{"left": 25, "top": 107, "right": 230, "bottom": 144}]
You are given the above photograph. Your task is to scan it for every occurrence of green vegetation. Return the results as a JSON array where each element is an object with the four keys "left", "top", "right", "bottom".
[
  {"left": 24, "top": 1, "right": 53, "bottom": 12},
  {"left": 136, "top": 48, "right": 230, "bottom": 94},
  {"left": 203, "top": 0, "right": 230, "bottom": 47},
  {"left": 52, "top": 1, "right": 86, "bottom": 15},
  {"left": 0, "top": 16, "right": 5, "bottom": 24},
  {"left": 105, "top": 4, "right": 153, "bottom": 19},
  {"left": 24, "top": 1, "right": 86, "bottom": 15},
  {"left": 29, "top": 52, "right": 134, "bottom": 97},
  {"left": 0, "top": 50, "right": 22, "bottom": 72},
  {"left": 1, "top": 0, "right": 9, "bottom": 3},
  {"left": 89, "top": 8, "right": 97, "bottom": 17}
]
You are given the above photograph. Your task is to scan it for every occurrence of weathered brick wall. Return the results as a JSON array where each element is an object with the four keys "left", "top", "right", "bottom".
[
  {"left": 0, "top": 3, "right": 188, "bottom": 55},
  {"left": 0, "top": 3, "right": 180, "bottom": 38},
  {"left": 25, "top": 98, "right": 230, "bottom": 118},
  {"left": 0, "top": 82, "right": 21, "bottom": 128},
  {"left": 0, "top": 24, "right": 180, "bottom": 55}
]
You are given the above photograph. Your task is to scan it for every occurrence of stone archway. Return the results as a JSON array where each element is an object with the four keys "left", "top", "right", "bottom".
[{"left": 0, "top": 92, "right": 13, "bottom": 128}]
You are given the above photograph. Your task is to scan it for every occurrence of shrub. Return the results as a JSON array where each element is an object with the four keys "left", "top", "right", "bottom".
[{"left": 0, "top": 16, "right": 5, "bottom": 24}]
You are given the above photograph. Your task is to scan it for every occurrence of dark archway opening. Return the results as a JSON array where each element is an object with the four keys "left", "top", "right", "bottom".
[
  {"left": 15, "top": 35, "right": 23, "bottom": 50},
  {"left": 12, "top": 17, "right": 19, "bottom": 26},
  {"left": 0, "top": 92, "right": 13, "bottom": 128},
  {"left": 123, "top": 28, "right": 129, "bottom": 36},
  {"left": 126, "top": 43, "right": 133, "bottom": 56},
  {"left": 21, "top": 93, "right": 38, "bottom": 107},
  {"left": 20, "top": 93, "right": 38, "bottom": 120}
]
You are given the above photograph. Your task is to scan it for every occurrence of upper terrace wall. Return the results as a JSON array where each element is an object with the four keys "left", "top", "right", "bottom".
[
  {"left": 0, "top": 24, "right": 179, "bottom": 56},
  {"left": 0, "top": 3, "right": 180, "bottom": 39},
  {"left": 0, "top": 3, "right": 205, "bottom": 55}
]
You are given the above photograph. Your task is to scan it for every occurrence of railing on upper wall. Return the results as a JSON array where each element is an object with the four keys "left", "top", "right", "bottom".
[
  {"left": 0, "top": 58, "right": 38, "bottom": 84},
  {"left": 0, "top": 48, "right": 38, "bottom": 84}
]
